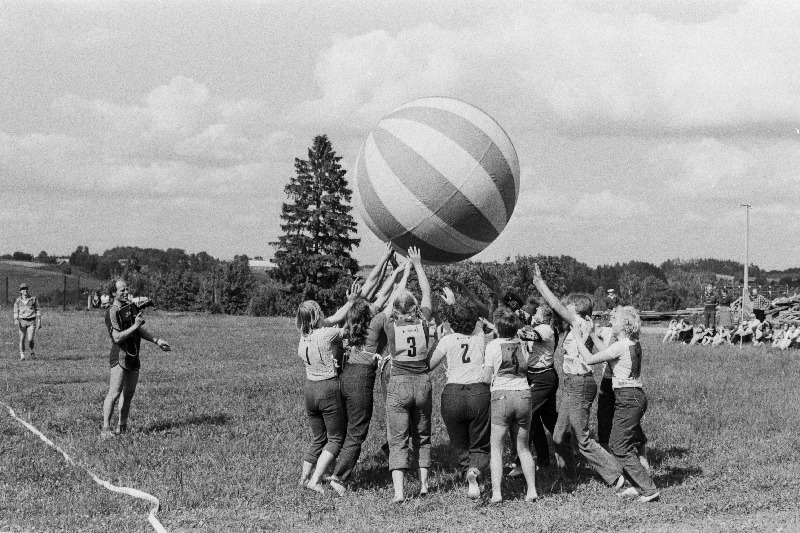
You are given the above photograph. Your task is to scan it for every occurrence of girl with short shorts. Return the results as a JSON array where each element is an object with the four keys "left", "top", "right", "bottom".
[
  {"left": 429, "top": 298, "right": 490, "bottom": 499},
  {"left": 482, "top": 309, "right": 538, "bottom": 503},
  {"left": 573, "top": 306, "right": 660, "bottom": 503},
  {"left": 296, "top": 281, "right": 360, "bottom": 494},
  {"left": 367, "top": 247, "right": 433, "bottom": 502}
]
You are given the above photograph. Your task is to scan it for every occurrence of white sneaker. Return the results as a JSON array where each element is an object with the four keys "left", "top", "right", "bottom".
[
  {"left": 466, "top": 469, "right": 480, "bottom": 499},
  {"left": 20, "top": 353, "right": 25, "bottom": 360},
  {"left": 638, "top": 491, "right": 660, "bottom": 503},
  {"left": 507, "top": 465, "right": 524, "bottom": 477},
  {"left": 615, "top": 487, "right": 639, "bottom": 498}
]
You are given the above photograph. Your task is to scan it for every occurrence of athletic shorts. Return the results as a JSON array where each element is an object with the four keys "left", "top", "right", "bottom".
[{"left": 490, "top": 389, "right": 532, "bottom": 428}]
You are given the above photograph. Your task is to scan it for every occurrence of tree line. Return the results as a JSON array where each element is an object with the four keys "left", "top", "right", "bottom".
[{"left": 6, "top": 135, "right": 799, "bottom": 315}]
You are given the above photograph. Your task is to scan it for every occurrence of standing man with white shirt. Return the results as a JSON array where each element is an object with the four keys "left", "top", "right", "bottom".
[{"left": 13, "top": 282, "right": 41, "bottom": 360}]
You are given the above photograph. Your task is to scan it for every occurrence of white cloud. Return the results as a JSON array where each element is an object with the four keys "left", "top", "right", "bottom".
[
  {"left": 294, "top": 2, "right": 800, "bottom": 136},
  {"left": 656, "top": 138, "right": 755, "bottom": 194}
]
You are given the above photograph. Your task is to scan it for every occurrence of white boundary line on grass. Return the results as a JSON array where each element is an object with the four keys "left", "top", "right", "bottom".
[{"left": 1, "top": 401, "right": 168, "bottom": 533}]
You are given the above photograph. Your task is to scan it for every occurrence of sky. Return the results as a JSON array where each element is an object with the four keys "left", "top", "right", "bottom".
[{"left": 1, "top": 0, "right": 799, "bottom": 270}]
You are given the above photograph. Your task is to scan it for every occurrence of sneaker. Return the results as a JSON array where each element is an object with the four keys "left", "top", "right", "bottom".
[
  {"left": 615, "top": 487, "right": 639, "bottom": 498},
  {"left": 638, "top": 491, "right": 660, "bottom": 503},
  {"left": 115, "top": 425, "right": 128, "bottom": 435},
  {"left": 329, "top": 478, "right": 346, "bottom": 496},
  {"left": 29, "top": 351, "right": 36, "bottom": 359},
  {"left": 19, "top": 353, "right": 25, "bottom": 360},
  {"left": 507, "top": 465, "right": 524, "bottom": 477},
  {"left": 466, "top": 468, "right": 480, "bottom": 499},
  {"left": 100, "top": 430, "right": 116, "bottom": 440},
  {"left": 614, "top": 475, "right": 626, "bottom": 490}
]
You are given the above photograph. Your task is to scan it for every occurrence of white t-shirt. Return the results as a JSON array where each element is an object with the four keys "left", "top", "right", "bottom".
[
  {"left": 436, "top": 332, "right": 486, "bottom": 385},
  {"left": 484, "top": 337, "right": 530, "bottom": 391},
  {"left": 298, "top": 327, "right": 344, "bottom": 381},
  {"left": 597, "top": 338, "right": 643, "bottom": 390},
  {"left": 562, "top": 316, "right": 594, "bottom": 376}
]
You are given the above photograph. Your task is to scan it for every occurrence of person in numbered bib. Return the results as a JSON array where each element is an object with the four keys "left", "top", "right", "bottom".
[
  {"left": 296, "top": 280, "right": 361, "bottom": 494},
  {"left": 481, "top": 309, "right": 538, "bottom": 503},
  {"left": 572, "top": 306, "right": 660, "bottom": 503},
  {"left": 13, "top": 283, "right": 41, "bottom": 360},
  {"left": 531, "top": 264, "right": 624, "bottom": 492},
  {"left": 429, "top": 298, "right": 491, "bottom": 499},
  {"left": 366, "top": 246, "right": 433, "bottom": 503}
]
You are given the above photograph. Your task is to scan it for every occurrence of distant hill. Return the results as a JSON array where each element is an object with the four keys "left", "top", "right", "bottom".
[{"left": 0, "top": 260, "right": 104, "bottom": 305}]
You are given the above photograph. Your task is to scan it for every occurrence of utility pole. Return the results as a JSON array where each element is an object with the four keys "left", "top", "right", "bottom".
[{"left": 740, "top": 204, "right": 751, "bottom": 325}]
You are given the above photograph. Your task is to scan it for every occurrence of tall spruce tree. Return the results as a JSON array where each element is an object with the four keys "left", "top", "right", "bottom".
[{"left": 271, "top": 135, "right": 360, "bottom": 309}]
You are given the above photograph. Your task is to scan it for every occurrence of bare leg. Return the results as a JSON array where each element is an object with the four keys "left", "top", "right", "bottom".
[
  {"left": 102, "top": 366, "right": 124, "bottom": 437},
  {"left": 490, "top": 425, "right": 506, "bottom": 503},
  {"left": 17, "top": 326, "right": 25, "bottom": 357},
  {"left": 515, "top": 424, "right": 538, "bottom": 501},
  {"left": 27, "top": 326, "right": 35, "bottom": 355},
  {"left": 419, "top": 467, "right": 429, "bottom": 496},
  {"left": 299, "top": 461, "right": 313, "bottom": 487},
  {"left": 391, "top": 469, "right": 405, "bottom": 503},
  {"left": 117, "top": 370, "right": 139, "bottom": 432},
  {"left": 307, "top": 450, "right": 335, "bottom": 493}
]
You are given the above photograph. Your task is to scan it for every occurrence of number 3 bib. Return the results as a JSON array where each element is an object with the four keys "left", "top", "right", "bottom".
[{"left": 393, "top": 321, "right": 428, "bottom": 362}]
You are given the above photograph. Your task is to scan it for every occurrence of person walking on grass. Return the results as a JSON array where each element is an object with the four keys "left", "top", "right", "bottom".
[
  {"left": 531, "top": 264, "right": 625, "bottom": 493},
  {"left": 295, "top": 280, "right": 361, "bottom": 494},
  {"left": 481, "top": 309, "right": 538, "bottom": 503},
  {"left": 102, "top": 279, "right": 171, "bottom": 440},
  {"left": 572, "top": 306, "right": 660, "bottom": 503},
  {"left": 14, "top": 282, "right": 41, "bottom": 360},
  {"left": 428, "top": 298, "right": 491, "bottom": 500},
  {"left": 366, "top": 246, "right": 433, "bottom": 503}
]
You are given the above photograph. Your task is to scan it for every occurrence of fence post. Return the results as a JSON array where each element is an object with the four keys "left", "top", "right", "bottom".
[{"left": 63, "top": 275, "right": 67, "bottom": 311}]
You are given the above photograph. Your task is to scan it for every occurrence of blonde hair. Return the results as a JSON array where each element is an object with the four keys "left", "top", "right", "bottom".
[
  {"left": 611, "top": 306, "right": 641, "bottom": 340},
  {"left": 296, "top": 300, "right": 323, "bottom": 335},
  {"left": 392, "top": 290, "right": 418, "bottom": 318}
]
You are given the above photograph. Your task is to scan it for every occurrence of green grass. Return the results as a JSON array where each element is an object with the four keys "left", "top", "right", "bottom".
[{"left": 2, "top": 311, "right": 800, "bottom": 532}]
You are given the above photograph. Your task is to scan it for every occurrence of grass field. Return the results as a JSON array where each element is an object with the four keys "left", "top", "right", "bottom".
[{"left": 2, "top": 311, "right": 800, "bottom": 532}]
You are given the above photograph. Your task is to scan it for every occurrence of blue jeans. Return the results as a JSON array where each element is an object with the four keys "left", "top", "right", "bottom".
[
  {"left": 304, "top": 378, "right": 345, "bottom": 464},
  {"left": 597, "top": 376, "right": 615, "bottom": 447},
  {"left": 332, "top": 364, "right": 376, "bottom": 481},
  {"left": 386, "top": 373, "right": 432, "bottom": 471},
  {"left": 610, "top": 387, "right": 657, "bottom": 495},
  {"left": 440, "top": 382, "right": 490, "bottom": 475},
  {"left": 552, "top": 374, "right": 622, "bottom": 484}
]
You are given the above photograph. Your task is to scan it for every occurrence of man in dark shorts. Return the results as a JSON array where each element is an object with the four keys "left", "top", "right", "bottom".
[{"left": 102, "top": 279, "right": 171, "bottom": 439}]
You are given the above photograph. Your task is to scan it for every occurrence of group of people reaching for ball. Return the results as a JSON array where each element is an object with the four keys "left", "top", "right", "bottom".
[{"left": 295, "top": 246, "right": 659, "bottom": 503}]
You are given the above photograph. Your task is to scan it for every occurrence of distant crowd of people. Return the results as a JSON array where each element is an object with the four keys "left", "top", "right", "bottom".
[{"left": 662, "top": 286, "right": 799, "bottom": 349}]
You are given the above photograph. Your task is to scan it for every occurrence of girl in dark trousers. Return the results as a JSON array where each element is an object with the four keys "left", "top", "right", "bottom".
[
  {"left": 429, "top": 298, "right": 491, "bottom": 499},
  {"left": 296, "top": 281, "right": 360, "bottom": 494}
]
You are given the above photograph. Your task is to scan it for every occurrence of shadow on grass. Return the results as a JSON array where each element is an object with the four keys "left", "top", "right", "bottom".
[
  {"left": 143, "top": 413, "right": 230, "bottom": 433},
  {"left": 648, "top": 446, "right": 702, "bottom": 487}
]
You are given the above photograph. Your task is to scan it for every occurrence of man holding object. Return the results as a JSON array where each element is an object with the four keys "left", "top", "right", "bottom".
[{"left": 102, "top": 279, "right": 171, "bottom": 439}]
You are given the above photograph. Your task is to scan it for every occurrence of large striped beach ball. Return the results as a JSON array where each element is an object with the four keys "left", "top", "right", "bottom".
[{"left": 355, "top": 97, "right": 519, "bottom": 264}]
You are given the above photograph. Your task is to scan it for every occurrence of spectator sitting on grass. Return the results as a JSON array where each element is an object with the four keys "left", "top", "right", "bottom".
[
  {"left": 753, "top": 322, "right": 773, "bottom": 346},
  {"left": 701, "top": 327, "right": 717, "bottom": 346},
  {"left": 676, "top": 319, "right": 694, "bottom": 343},
  {"left": 772, "top": 324, "right": 789, "bottom": 348},
  {"left": 711, "top": 326, "right": 732, "bottom": 346},
  {"left": 778, "top": 325, "right": 799, "bottom": 350},
  {"left": 689, "top": 324, "right": 707, "bottom": 345},
  {"left": 662, "top": 319, "right": 679, "bottom": 343}
]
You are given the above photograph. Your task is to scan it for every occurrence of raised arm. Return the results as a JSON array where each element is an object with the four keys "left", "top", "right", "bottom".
[
  {"left": 447, "top": 277, "right": 491, "bottom": 319},
  {"left": 324, "top": 279, "right": 361, "bottom": 325},
  {"left": 361, "top": 244, "right": 394, "bottom": 299},
  {"left": 384, "top": 260, "right": 412, "bottom": 316},
  {"left": 477, "top": 267, "right": 503, "bottom": 310},
  {"left": 531, "top": 263, "right": 579, "bottom": 326},
  {"left": 408, "top": 246, "right": 431, "bottom": 310},
  {"left": 372, "top": 264, "right": 405, "bottom": 312}
]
